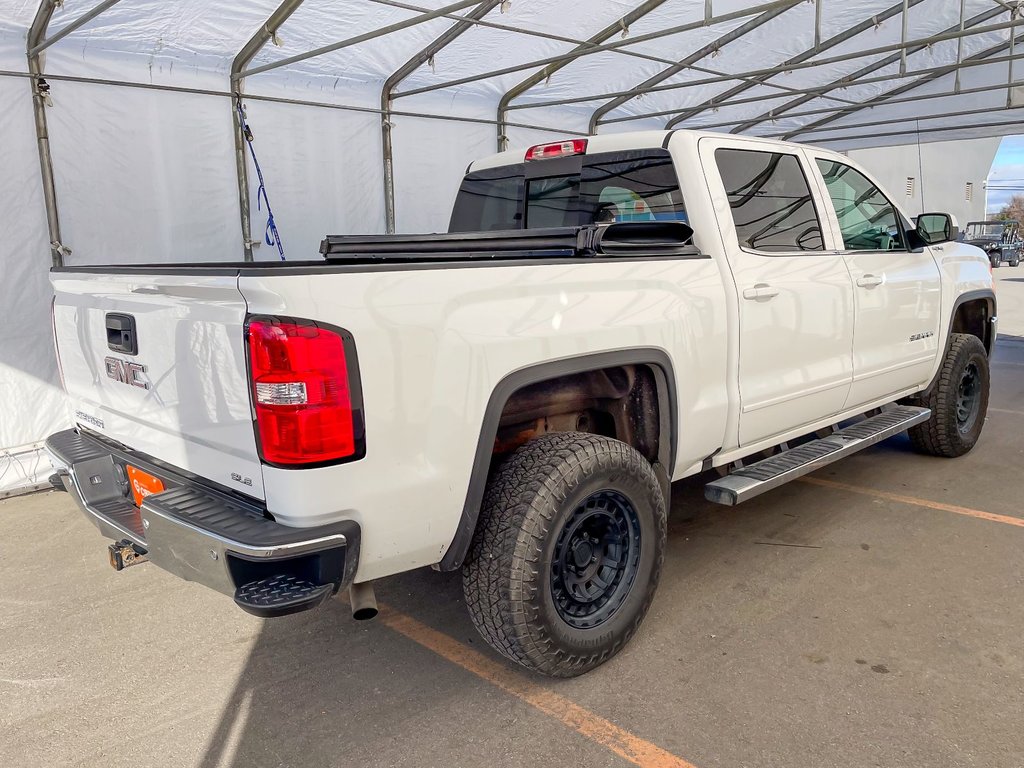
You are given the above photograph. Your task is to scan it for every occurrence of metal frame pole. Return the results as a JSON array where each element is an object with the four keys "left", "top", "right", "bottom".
[
  {"left": 782, "top": 29, "right": 1023, "bottom": 139},
  {"left": 603, "top": 51, "right": 1024, "bottom": 126},
  {"left": 1008, "top": 5, "right": 1019, "bottom": 108},
  {"left": 588, "top": 2, "right": 799, "bottom": 133},
  {"left": 377, "top": 0, "right": 821, "bottom": 109},
  {"left": 231, "top": 0, "right": 305, "bottom": 261},
  {"left": 238, "top": 0, "right": 481, "bottom": 80},
  {"left": 789, "top": 111, "right": 1024, "bottom": 145},
  {"left": 395, "top": 0, "right": 803, "bottom": 99},
  {"left": 663, "top": 0, "right": 919, "bottom": 129},
  {"left": 504, "top": 11, "right": 1019, "bottom": 113},
  {"left": 27, "top": 0, "right": 63, "bottom": 268},
  {"left": 730, "top": 5, "right": 1006, "bottom": 135},
  {"left": 762, "top": 95, "right": 1024, "bottom": 139},
  {"left": 381, "top": 1, "right": 500, "bottom": 233},
  {"left": 28, "top": 0, "right": 122, "bottom": 57},
  {"left": 0, "top": 67, "right": 592, "bottom": 136},
  {"left": 899, "top": 0, "right": 909, "bottom": 75},
  {"left": 495, "top": 0, "right": 670, "bottom": 151},
  {"left": 649, "top": 69, "right": 1024, "bottom": 132}
]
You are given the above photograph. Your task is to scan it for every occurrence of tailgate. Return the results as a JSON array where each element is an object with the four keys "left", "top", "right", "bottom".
[{"left": 51, "top": 271, "right": 264, "bottom": 500}]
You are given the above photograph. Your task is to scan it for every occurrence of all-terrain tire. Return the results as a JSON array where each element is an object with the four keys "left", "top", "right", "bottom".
[
  {"left": 462, "top": 432, "right": 666, "bottom": 677},
  {"left": 1010, "top": 257, "right": 1020, "bottom": 267},
  {"left": 906, "top": 333, "right": 989, "bottom": 457}
]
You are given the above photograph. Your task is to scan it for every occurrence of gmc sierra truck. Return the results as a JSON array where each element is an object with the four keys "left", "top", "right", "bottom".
[{"left": 48, "top": 130, "right": 995, "bottom": 677}]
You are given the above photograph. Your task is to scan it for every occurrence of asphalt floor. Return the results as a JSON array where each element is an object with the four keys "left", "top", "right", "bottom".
[{"left": 3, "top": 271, "right": 1023, "bottom": 768}]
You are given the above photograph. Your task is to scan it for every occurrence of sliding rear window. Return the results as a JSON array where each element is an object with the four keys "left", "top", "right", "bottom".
[{"left": 449, "top": 150, "right": 688, "bottom": 232}]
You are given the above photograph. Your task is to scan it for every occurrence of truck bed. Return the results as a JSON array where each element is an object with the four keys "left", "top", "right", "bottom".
[{"left": 52, "top": 223, "right": 699, "bottom": 274}]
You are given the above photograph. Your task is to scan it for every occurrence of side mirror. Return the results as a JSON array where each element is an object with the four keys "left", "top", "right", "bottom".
[{"left": 916, "top": 212, "right": 958, "bottom": 245}]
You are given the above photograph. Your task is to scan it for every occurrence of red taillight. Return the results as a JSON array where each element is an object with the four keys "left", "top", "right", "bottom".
[
  {"left": 525, "top": 139, "right": 587, "bottom": 161},
  {"left": 247, "top": 317, "right": 363, "bottom": 466}
]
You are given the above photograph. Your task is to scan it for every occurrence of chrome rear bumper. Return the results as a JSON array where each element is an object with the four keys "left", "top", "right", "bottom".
[{"left": 46, "top": 429, "right": 359, "bottom": 614}]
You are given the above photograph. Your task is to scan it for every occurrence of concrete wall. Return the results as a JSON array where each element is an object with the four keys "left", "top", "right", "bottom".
[{"left": 846, "top": 137, "right": 1001, "bottom": 228}]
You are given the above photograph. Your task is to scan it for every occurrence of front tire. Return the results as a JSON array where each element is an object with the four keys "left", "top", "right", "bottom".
[
  {"left": 462, "top": 432, "right": 666, "bottom": 677},
  {"left": 906, "top": 333, "right": 989, "bottom": 457}
]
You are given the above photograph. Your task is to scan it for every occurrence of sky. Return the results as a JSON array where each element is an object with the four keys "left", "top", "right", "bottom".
[{"left": 987, "top": 136, "right": 1024, "bottom": 215}]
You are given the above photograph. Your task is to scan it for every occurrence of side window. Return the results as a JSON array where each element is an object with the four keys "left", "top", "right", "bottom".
[
  {"left": 815, "top": 159, "right": 905, "bottom": 251},
  {"left": 714, "top": 148, "right": 824, "bottom": 252}
]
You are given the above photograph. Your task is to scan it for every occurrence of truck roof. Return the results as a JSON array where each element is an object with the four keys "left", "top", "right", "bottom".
[{"left": 468, "top": 129, "right": 835, "bottom": 172}]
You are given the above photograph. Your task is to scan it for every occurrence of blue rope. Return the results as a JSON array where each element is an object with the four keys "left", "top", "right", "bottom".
[{"left": 236, "top": 98, "right": 285, "bottom": 260}]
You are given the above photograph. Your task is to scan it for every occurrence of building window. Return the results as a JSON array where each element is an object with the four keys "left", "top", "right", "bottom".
[
  {"left": 905, "top": 177, "right": 915, "bottom": 197},
  {"left": 965, "top": 182, "right": 974, "bottom": 202}
]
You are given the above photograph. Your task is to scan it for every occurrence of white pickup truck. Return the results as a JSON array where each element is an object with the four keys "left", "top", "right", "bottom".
[{"left": 48, "top": 129, "right": 995, "bottom": 677}]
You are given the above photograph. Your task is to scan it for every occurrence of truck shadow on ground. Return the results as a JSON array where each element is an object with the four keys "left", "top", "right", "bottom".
[
  {"left": 194, "top": 325, "right": 1024, "bottom": 766},
  {"left": 194, "top": 435, "right": 922, "bottom": 768}
]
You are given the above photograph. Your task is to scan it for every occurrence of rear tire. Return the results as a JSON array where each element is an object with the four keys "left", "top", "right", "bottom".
[
  {"left": 906, "top": 333, "right": 989, "bottom": 457},
  {"left": 462, "top": 432, "right": 666, "bottom": 677}
]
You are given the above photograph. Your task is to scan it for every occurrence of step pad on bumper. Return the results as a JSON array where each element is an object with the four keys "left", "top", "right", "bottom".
[
  {"left": 705, "top": 406, "right": 931, "bottom": 506},
  {"left": 234, "top": 575, "right": 333, "bottom": 618}
]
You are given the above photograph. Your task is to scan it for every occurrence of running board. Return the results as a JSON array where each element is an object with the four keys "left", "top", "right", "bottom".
[{"left": 704, "top": 406, "right": 931, "bottom": 506}]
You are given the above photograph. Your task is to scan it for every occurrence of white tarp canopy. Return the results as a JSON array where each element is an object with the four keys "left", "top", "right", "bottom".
[{"left": 1, "top": 0, "right": 1022, "bottom": 493}]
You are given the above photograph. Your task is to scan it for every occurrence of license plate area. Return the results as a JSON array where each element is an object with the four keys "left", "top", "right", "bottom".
[{"left": 126, "top": 464, "right": 165, "bottom": 507}]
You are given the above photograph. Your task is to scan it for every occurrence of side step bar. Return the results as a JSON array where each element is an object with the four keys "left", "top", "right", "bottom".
[{"left": 705, "top": 406, "right": 931, "bottom": 506}]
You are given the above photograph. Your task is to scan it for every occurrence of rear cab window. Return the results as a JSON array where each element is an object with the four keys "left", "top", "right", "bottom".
[{"left": 449, "top": 150, "right": 688, "bottom": 233}]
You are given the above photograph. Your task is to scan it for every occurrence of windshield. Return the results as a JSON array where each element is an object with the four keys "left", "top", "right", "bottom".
[
  {"left": 964, "top": 222, "right": 1005, "bottom": 239},
  {"left": 449, "top": 150, "right": 688, "bottom": 232}
]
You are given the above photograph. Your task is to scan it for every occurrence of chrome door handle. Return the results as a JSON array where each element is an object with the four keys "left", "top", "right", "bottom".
[
  {"left": 856, "top": 274, "right": 884, "bottom": 288},
  {"left": 742, "top": 283, "right": 780, "bottom": 300}
]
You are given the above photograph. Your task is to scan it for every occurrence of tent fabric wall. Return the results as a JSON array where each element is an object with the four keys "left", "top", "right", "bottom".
[
  {"left": 0, "top": 74, "right": 68, "bottom": 494},
  {"left": 1, "top": 0, "right": 1023, "bottom": 493}
]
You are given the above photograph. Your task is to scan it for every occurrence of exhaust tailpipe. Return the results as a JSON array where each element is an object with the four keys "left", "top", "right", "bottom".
[{"left": 349, "top": 581, "right": 378, "bottom": 621}]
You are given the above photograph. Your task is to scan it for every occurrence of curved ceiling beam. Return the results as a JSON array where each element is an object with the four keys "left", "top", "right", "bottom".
[
  {"left": 626, "top": 55, "right": 1024, "bottom": 133},
  {"left": 587, "top": 1, "right": 801, "bottom": 133},
  {"left": 394, "top": 0, "right": 801, "bottom": 100},
  {"left": 781, "top": 28, "right": 1024, "bottom": 140},
  {"left": 508, "top": 15, "right": 1023, "bottom": 113},
  {"left": 28, "top": 0, "right": 122, "bottom": 57},
  {"left": 728, "top": 4, "right": 1007, "bottom": 135},
  {"left": 495, "top": 0, "right": 670, "bottom": 151},
  {"left": 662, "top": 0, "right": 922, "bottom": 129},
  {"left": 238, "top": 0, "right": 482, "bottom": 80}
]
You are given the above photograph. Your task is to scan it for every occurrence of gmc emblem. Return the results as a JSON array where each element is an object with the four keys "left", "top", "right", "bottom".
[{"left": 104, "top": 357, "right": 149, "bottom": 390}]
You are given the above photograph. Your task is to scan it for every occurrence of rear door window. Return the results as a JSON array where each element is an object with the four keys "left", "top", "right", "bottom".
[
  {"left": 449, "top": 150, "right": 687, "bottom": 232},
  {"left": 714, "top": 148, "right": 824, "bottom": 252}
]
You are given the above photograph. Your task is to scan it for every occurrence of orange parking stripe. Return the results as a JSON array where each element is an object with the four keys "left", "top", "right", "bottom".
[
  {"left": 379, "top": 607, "right": 697, "bottom": 768},
  {"left": 799, "top": 476, "right": 1024, "bottom": 528},
  {"left": 988, "top": 407, "right": 1024, "bottom": 416}
]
